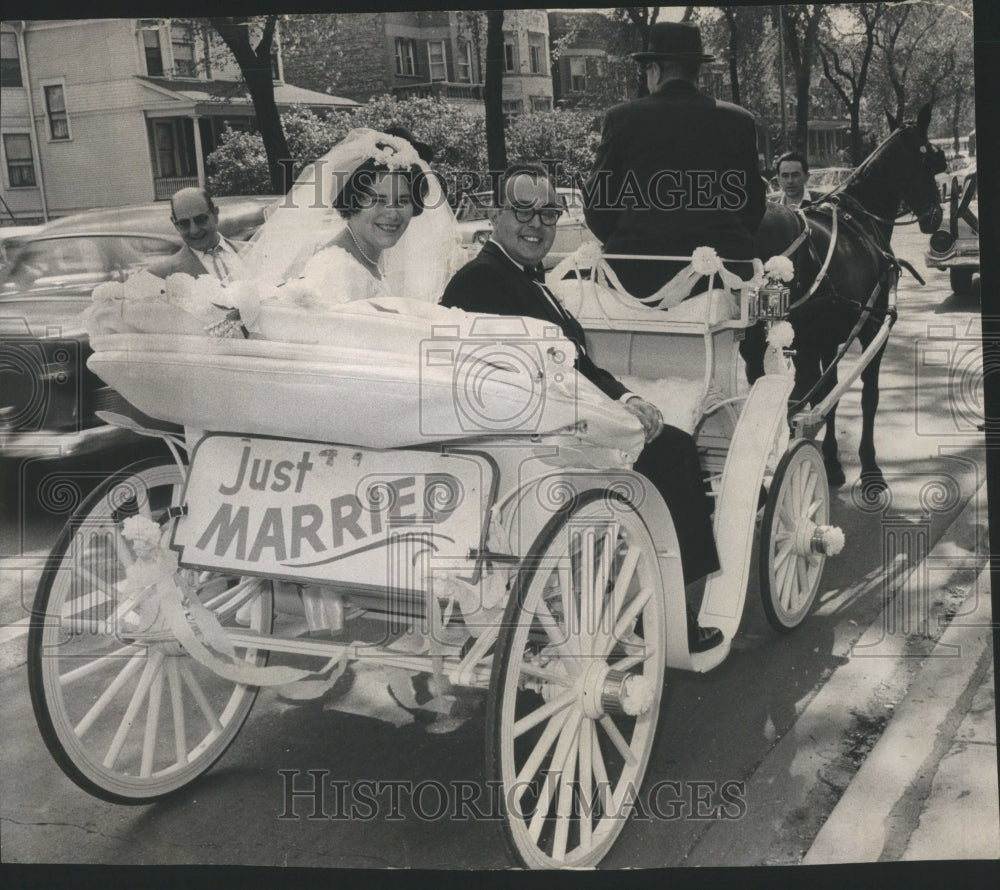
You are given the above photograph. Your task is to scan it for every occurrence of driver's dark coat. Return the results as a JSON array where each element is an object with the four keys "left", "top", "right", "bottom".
[{"left": 585, "top": 79, "right": 767, "bottom": 261}]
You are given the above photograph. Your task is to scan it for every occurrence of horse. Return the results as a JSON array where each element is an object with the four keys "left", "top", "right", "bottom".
[{"left": 744, "top": 103, "right": 946, "bottom": 494}]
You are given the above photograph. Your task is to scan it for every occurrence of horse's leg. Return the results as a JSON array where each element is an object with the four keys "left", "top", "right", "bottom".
[
  {"left": 858, "top": 329, "right": 888, "bottom": 493},
  {"left": 817, "top": 342, "right": 846, "bottom": 486},
  {"left": 739, "top": 321, "right": 767, "bottom": 384}
]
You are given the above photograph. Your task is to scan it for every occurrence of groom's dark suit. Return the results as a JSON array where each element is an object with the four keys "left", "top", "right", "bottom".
[{"left": 441, "top": 241, "right": 719, "bottom": 584}]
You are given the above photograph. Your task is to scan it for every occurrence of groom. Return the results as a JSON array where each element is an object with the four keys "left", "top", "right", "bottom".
[{"left": 440, "top": 163, "right": 723, "bottom": 653}]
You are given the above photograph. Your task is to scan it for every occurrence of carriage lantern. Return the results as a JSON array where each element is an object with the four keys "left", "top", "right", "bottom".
[{"left": 750, "top": 276, "right": 791, "bottom": 323}]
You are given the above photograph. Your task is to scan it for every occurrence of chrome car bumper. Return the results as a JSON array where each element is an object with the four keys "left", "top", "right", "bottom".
[{"left": 0, "top": 423, "right": 143, "bottom": 459}]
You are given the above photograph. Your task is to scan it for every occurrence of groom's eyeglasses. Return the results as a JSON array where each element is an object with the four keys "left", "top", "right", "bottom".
[
  {"left": 173, "top": 212, "right": 213, "bottom": 231},
  {"left": 508, "top": 206, "right": 563, "bottom": 226}
]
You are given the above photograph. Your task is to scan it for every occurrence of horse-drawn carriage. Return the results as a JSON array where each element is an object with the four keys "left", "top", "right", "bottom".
[{"left": 27, "top": 107, "right": 945, "bottom": 869}]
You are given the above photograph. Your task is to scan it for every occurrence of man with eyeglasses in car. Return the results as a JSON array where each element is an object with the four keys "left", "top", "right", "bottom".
[
  {"left": 441, "top": 163, "right": 724, "bottom": 653},
  {"left": 147, "top": 187, "right": 247, "bottom": 282}
]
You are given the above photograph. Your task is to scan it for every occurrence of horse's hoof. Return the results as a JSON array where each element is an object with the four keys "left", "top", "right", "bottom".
[{"left": 825, "top": 463, "right": 847, "bottom": 487}]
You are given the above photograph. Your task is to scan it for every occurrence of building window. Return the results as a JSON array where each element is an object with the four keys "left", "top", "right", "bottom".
[
  {"left": 1, "top": 32, "right": 23, "bottom": 87},
  {"left": 141, "top": 27, "right": 164, "bottom": 76},
  {"left": 457, "top": 41, "right": 473, "bottom": 83},
  {"left": 502, "top": 99, "right": 523, "bottom": 116},
  {"left": 569, "top": 57, "right": 587, "bottom": 92},
  {"left": 171, "top": 24, "right": 197, "bottom": 78},
  {"left": 528, "top": 34, "right": 546, "bottom": 75},
  {"left": 530, "top": 96, "right": 551, "bottom": 112},
  {"left": 504, "top": 36, "right": 517, "bottom": 73},
  {"left": 3, "top": 133, "right": 36, "bottom": 187},
  {"left": 427, "top": 40, "right": 447, "bottom": 82},
  {"left": 44, "top": 85, "right": 70, "bottom": 140},
  {"left": 395, "top": 38, "right": 417, "bottom": 76}
]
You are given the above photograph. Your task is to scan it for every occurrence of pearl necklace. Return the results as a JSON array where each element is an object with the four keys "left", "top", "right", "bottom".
[{"left": 346, "top": 224, "right": 381, "bottom": 275}]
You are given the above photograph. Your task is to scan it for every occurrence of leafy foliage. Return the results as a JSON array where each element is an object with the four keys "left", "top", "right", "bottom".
[{"left": 207, "top": 96, "right": 603, "bottom": 198}]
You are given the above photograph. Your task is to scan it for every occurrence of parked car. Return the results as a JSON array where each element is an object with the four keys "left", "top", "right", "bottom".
[
  {"left": 0, "top": 196, "right": 275, "bottom": 459},
  {"left": 455, "top": 186, "right": 598, "bottom": 268},
  {"left": 925, "top": 169, "right": 979, "bottom": 294}
]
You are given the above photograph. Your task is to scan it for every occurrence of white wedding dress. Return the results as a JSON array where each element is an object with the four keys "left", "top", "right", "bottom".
[{"left": 296, "top": 243, "right": 393, "bottom": 305}]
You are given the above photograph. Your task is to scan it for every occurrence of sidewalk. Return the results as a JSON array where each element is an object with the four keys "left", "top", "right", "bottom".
[{"left": 804, "top": 559, "right": 998, "bottom": 863}]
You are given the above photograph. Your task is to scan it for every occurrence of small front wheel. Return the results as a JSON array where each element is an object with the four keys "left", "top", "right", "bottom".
[
  {"left": 759, "top": 440, "right": 829, "bottom": 632},
  {"left": 28, "top": 458, "right": 273, "bottom": 803},
  {"left": 487, "top": 492, "right": 667, "bottom": 868}
]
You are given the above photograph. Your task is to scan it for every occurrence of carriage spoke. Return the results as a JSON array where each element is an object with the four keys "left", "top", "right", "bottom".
[
  {"left": 140, "top": 659, "right": 166, "bottom": 777},
  {"left": 528, "top": 711, "right": 581, "bottom": 844},
  {"left": 609, "top": 587, "right": 653, "bottom": 656},
  {"left": 103, "top": 649, "right": 164, "bottom": 769},
  {"left": 594, "top": 545, "right": 639, "bottom": 657},
  {"left": 533, "top": 598, "right": 582, "bottom": 671},
  {"left": 796, "top": 559, "right": 811, "bottom": 602},
  {"left": 579, "top": 712, "right": 594, "bottom": 851},
  {"left": 598, "top": 715, "right": 637, "bottom": 767},
  {"left": 73, "top": 651, "right": 146, "bottom": 737},
  {"left": 60, "top": 644, "right": 141, "bottom": 685},
  {"left": 803, "top": 468, "right": 818, "bottom": 515},
  {"left": 774, "top": 541, "right": 795, "bottom": 570},
  {"left": 609, "top": 649, "right": 656, "bottom": 673},
  {"left": 178, "top": 660, "right": 224, "bottom": 733},
  {"left": 553, "top": 725, "right": 581, "bottom": 861},
  {"left": 514, "top": 707, "right": 571, "bottom": 806},
  {"left": 515, "top": 661, "right": 575, "bottom": 687},
  {"left": 513, "top": 688, "right": 577, "bottom": 739},
  {"left": 166, "top": 656, "right": 188, "bottom": 767},
  {"left": 590, "top": 721, "right": 612, "bottom": 813}
]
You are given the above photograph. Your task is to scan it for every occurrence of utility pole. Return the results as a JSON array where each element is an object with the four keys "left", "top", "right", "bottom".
[{"left": 777, "top": 7, "right": 788, "bottom": 153}]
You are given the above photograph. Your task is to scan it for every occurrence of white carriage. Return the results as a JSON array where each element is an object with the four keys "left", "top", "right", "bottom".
[{"left": 28, "top": 256, "right": 841, "bottom": 869}]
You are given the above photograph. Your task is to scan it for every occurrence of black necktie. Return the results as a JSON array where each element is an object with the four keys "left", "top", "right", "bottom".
[{"left": 523, "top": 264, "right": 545, "bottom": 283}]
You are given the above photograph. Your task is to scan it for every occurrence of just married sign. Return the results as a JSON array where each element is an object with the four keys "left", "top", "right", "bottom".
[{"left": 172, "top": 434, "right": 493, "bottom": 593}]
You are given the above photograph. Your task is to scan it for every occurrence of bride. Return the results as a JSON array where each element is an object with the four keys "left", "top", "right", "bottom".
[{"left": 243, "top": 127, "right": 462, "bottom": 305}]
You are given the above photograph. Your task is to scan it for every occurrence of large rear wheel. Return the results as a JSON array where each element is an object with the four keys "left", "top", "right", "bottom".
[
  {"left": 28, "top": 458, "right": 273, "bottom": 803},
  {"left": 487, "top": 492, "right": 667, "bottom": 868}
]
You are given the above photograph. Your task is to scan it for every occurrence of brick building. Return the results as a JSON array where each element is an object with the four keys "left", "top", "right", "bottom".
[{"left": 281, "top": 11, "right": 554, "bottom": 116}]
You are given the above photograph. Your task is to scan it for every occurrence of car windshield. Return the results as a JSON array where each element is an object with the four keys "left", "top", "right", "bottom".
[{"left": 0, "top": 235, "right": 177, "bottom": 294}]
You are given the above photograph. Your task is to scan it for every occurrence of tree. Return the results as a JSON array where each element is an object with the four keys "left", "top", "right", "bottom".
[
  {"left": 484, "top": 10, "right": 507, "bottom": 171},
  {"left": 612, "top": 8, "right": 661, "bottom": 97},
  {"left": 818, "top": 4, "right": 884, "bottom": 164},
  {"left": 206, "top": 17, "right": 291, "bottom": 194},
  {"left": 777, "top": 5, "right": 828, "bottom": 154}
]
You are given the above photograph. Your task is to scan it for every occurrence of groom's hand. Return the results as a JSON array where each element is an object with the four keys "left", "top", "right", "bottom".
[{"left": 624, "top": 395, "right": 664, "bottom": 443}]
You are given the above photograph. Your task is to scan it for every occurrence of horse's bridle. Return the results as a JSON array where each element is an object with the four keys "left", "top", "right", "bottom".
[{"left": 818, "top": 126, "right": 944, "bottom": 230}]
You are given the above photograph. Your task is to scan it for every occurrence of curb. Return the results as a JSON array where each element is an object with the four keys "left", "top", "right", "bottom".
[
  {"left": 802, "top": 559, "right": 995, "bottom": 863},
  {"left": 684, "top": 475, "right": 990, "bottom": 866}
]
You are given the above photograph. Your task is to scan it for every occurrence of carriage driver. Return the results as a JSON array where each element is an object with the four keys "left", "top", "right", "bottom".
[
  {"left": 584, "top": 22, "right": 767, "bottom": 301},
  {"left": 441, "top": 164, "right": 724, "bottom": 653}
]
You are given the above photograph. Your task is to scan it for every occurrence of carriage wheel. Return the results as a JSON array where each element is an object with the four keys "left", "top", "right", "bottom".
[
  {"left": 487, "top": 492, "right": 666, "bottom": 868},
  {"left": 28, "top": 458, "right": 273, "bottom": 803},
  {"left": 759, "top": 440, "right": 829, "bottom": 632}
]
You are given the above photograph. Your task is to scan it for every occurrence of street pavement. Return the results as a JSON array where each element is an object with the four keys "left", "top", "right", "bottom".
[{"left": 0, "top": 225, "right": 995, "bottom": 871}]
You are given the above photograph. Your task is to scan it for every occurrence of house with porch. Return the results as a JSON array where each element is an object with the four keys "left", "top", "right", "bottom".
[{"left": 0, "top": 18, "right": 357, "bottom": 224}]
